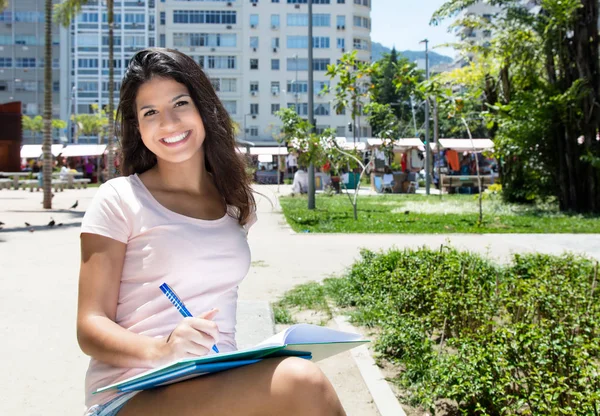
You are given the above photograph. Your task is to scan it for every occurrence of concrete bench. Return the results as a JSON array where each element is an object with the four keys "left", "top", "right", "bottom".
[
  {"left": 441, "top": 174, "right": 493, "bottom": 193},
  {"left": 0, "top": 178, "right": 11, "bottom": 190},
  {"left": 52, "top": 180, "right": 67, "bottom": 192},
  {"left": 22, "top": 180, "right": 40, "bottom": 192},
  {"left": 73, "top": 178, "right": 92, "bottom": 189}
]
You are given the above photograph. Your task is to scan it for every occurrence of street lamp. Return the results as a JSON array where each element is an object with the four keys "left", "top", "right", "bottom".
[
  {"left": 419, "top": 38, "right": 431, "bottom": 196},
  {"left": 307, "top": 0, "right": 315, "bottom": 209}
]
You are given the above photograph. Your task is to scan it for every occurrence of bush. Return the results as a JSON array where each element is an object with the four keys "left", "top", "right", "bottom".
[{"left": 327, "top": 247, "right": 600, "bottom": 414}]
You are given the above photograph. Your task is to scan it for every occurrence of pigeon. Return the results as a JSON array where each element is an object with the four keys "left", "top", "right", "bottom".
[
  {"left": 70, "top": 200, "right": 79, "bottom": 209},
  {"left": 404, "top": 210, "right": 410, "bottom": 215},
  {"left": 48, "top": 218, "right": 56, "bottom": 227},
  {"left": 25, "top": 222, "right": 31, "bottom": 227},
  {"left": 0, "top": 221, "right": 4, "bottom": 226},
  {"left": 57, "top": 223, "right": 64, "bottom": 226},
  {"left": 29, "top": 228, "right": 34, "bottom": 233}
]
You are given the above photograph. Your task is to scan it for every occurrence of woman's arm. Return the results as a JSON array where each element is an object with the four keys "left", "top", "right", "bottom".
[
  {"left": 77, "top": 233, "right": 164, "bottom": 368},
  {"left": 78, "top": 233, "right": 221, "bottom": 369}
]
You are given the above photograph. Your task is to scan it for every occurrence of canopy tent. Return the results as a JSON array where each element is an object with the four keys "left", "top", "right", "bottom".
[
  {"left": 334, "top": 137, "right": 366, "bottom": 151},
  {"left": 236, "top": 146, "right": 289, "bottom": 156},
  {"left": 257, "top": 154, "right": 274, "bottom": 163},
  {"left": 367, "top": 138, "right": 424, "bottom": 151},
  {"left": 433, "top": 139, "right": 494, "bottom": 152},
  {"left": 20, "top": 144, "right": 64, "bottom": 159},
  {"left": 60, "top": 144, "right": 107, "bottom": 157},
  {"left": 249, "top": 147, "right": 288, "bottom": 156}
]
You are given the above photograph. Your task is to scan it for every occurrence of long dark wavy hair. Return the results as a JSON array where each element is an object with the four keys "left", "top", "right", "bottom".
[{"left": 116, "top": 48, "right": 255, "bottom": 225}]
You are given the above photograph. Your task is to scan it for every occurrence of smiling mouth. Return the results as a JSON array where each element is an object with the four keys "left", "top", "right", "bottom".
[{"left": 160, "top": 130, "right": 191, "bottom": 145}]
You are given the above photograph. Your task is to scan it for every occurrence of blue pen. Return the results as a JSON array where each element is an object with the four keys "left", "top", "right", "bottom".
[{"left": 159, "top": 283, "right": 220, "bottom": 354}]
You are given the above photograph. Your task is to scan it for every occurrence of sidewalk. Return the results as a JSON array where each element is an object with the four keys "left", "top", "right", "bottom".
[{"left": 1, "top": 185, "right": 599, "bottom": 415}]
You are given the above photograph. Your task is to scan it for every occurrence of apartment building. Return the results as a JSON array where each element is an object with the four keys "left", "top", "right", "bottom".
[
  {"left": 0, "top": 0, "right": 61, "bottom": 143},
  {"left": 60, "top": 0, "right": 372, "bottom": 143}
]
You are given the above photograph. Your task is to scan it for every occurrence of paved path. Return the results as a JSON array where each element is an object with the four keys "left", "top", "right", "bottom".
[{"left": 1, "top": 185, "right": 599, "bottom": 415}]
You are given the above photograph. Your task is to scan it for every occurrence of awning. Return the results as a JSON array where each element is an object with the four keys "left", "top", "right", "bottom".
[
  {"left": 367, "top": 138, "right": 424, "bottom": 149},
  {"left": 20, "top": 144, "right": 64, "bottom": 158},
  {"left": 60, "top": 144, "right": 107, "bottom": 157},
  {"left": 437, "top": 139, "right": 494, "bottom": 151},
  {"left": 257, "top": 154, "right": 274, "bottom": 163},
  {"left": 249, "top": 147, "right": 288, "bottom": 156},
  {"left": 335, "top": 137, "right": 366, "bottom": 151}
]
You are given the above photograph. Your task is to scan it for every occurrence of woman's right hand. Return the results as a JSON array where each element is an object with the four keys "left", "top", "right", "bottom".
[{"left": 157, "top": 308, "right": 220, "bottom": 365}]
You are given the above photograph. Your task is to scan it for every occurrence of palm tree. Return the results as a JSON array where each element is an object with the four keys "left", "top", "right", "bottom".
[
  {"left": 42, "top": 0, "right": 52, "bottom": 208},
  {"left": 55, "top": 0, "right": 115, "bottom": 179}
]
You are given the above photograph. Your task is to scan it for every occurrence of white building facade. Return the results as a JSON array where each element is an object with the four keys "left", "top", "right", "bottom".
[{"left": 61, "top": 0, "right": 373, "bottom": 144}]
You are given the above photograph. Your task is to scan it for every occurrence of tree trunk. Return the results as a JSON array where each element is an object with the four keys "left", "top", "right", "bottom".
[
  {"left": 107, "top": 0, "right": 115, "bottom": 180},
  {"left": 42, "top": 0, "right": 52, "bottom": 209}
]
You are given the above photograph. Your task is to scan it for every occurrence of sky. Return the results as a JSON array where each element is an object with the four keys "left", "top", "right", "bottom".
[{"left": 370, "top": 0, "right": 457, "bottom": 58}]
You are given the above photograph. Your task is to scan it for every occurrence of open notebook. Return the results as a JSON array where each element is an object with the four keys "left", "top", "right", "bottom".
[{"left": 95, "top": 323, "right": 368, "bottom": 394}]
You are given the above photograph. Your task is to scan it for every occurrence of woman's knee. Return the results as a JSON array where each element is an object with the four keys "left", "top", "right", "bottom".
[{"left": 271, "top": 357, "right": 345, "bottom": 415}]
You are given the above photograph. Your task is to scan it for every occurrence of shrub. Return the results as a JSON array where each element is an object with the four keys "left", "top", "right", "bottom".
[{"left": 326, "top": 247, "right": 600, "bottom": 414}]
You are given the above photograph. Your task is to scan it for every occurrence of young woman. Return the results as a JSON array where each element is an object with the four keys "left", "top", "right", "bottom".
[{"left": 79, "top": 48, "right": 346, "bottom": 416}]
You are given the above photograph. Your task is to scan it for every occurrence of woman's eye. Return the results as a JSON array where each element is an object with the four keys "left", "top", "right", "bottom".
[
  {"left": 175, "top": 100, "right": 189, "bottom": 108},
  {"left": 143, "top": 109, "right": 156, "bottom": 117}
]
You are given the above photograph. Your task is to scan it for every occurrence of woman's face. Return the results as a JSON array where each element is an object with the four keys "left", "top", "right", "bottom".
[{"left": 135, "top": 76, "right": 206, "bottom": 165}]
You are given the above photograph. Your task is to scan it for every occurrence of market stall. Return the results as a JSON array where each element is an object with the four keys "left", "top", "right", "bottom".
[
  {"left": 367, "top": 138, "right": 425, "bottom": 193},
  {"left": 431, "top": 138, "right": 496, "bottom": 194}
]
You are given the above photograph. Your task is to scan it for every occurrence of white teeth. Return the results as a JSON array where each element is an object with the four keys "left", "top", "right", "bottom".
[{"left": 162, "top": 131, "right": 188, "bottom": 144}]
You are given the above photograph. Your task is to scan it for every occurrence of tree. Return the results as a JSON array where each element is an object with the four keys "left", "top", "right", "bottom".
[
  {"left": 325, "top": 51, "right": 378, "bottom": 143},
  {"left": 0, "top": 1, "right": 8, "bottom": 11},
  {"left": 22, "top": 115, "right": 44, "bottom": 140},
  {"left": 433, "top": 0, "right": 600, "bottom": 213},
  {"left": 276, "top": 107, "right": 371, "bottom": 220},
  {"left": 372, "top": 49, "right": 425, "bottom": 137},
  {"left": 55, "top": 0, "right": 116, "bottom": 179},
  {"left": 42, "top": 0, "right": 53, "bottom": 208},
  {"left": 72, "top": 103, "right": 108, "bottom": 142}
]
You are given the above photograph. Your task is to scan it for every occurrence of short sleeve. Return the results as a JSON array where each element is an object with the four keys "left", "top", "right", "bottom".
[
  {"left": 243, "top": 206, "right": 258, "bottom": 233},
  {"left": 81, "top": 182, "right": 130, "bottom": 244}
]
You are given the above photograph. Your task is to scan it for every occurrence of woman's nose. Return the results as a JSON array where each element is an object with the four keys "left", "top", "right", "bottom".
[{"left": 159, "top": 109, "right": 180, "bottom": 128}]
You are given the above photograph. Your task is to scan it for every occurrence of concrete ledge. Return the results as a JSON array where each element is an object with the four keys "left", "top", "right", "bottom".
[
  {"left": 335, "top": 316, "right": 406, "bottom": 416},
  {"left": 236, "top": 300, "right": 275, "bottom": 349}
]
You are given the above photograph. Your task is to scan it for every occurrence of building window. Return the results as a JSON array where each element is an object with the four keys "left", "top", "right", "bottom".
[
  {"left": 337, "top": 0, "right": 344, "bottom": 3},
  {"left": 336, "top": 15, "right": 345, "bottom": 29},
  {"left": 483, "top": 30, "right": 492, "bottom": 38},
  {"left": 251, "top": 0, "right": 258, "bottom": 3},
  {"left": 160, "top": 11, "right": 165, "bottom": 24},
  {"left": 272, "top": 37, "right": 280, "bottom": 49},
  {"left": 271, "top": 81, "right": 280, "bottom": 94},
  {"left": 173, "top": 33, "right": 237, "bottom": 47},
  {"left": 287, "top": 0, "right": 330, "bottom": 3},
  {"left": 208, "top": 56, "right": 237, "bottom": 69},
  {"left": 16, "top": 58, "right": 36, "bottom": 68},
  {"left": 159, "top": 34, "right": 166, "bottom": 47},
  {"left": 250, "top": 14, "right": 258, "bottom": 28},
  {"left": 271, "top": 14, "right": 280, "bottom": 29},
  {"left": 250, "top": 81, "right": 259, "bottom": 93},
  {"left": 287, "top": 36, "right": 329, "bottom": 49},
  {"left": 249, "top": 126, "right": 259, "bottom": 137},
  {"left": 272, "top": 0, "right": 280, "bottom": 2},
  {"left": 173, "top": 10, "right": 237, "bottom": 24},
  {"left": 250, "top": 59, "right": 259, "bottom": 69},
  {"left": 211, "top": 78, "right": 221, "bottom": 91},
  {"left": 222, "top": 100, "right": 237, "bottom": 115},
  {"left": 313, "top": 58, "right": 330, "bottom": 71},
  {"left": 0, "top": 57, "right": 11, "bottom": 67},
  {"left": 287, "top": 102, "right": 308, "bottom": 116},
  {"left": 353, "top": 38, "right": 369, "bottom": 50},
  {"left": 250, "top": 36, "right": 259, "bottom": 49},
  {"left": 287, "top": 58, "right": 307, "bottom": 71},
  {"left": 287, "top": 13, "right": 330, "bottom": 27},
  {"left": 250, "top": 103, "right": 259, "bottom": 115},
  {"left": 353, "top": 15, "right": 370, "bottom": 29},
  {"left": 271, "top": 59, "right": 280, "bottom": 70},
  {"left": 314, "top": 103, "right": 330, "bottom": 116},
  {"left": 337, "top": 37, "right": 345, "bottom": 49},
  {"left": 222, "top": 78, "right": 237, "bottom": 92},
  {"left": 271, "top": 103, "right": 280, "bottom": 114}
]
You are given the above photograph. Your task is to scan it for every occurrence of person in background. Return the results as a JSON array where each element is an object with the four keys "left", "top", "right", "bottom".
[{"left": 291, "top": 166, "right": 308, "bottom": 195}]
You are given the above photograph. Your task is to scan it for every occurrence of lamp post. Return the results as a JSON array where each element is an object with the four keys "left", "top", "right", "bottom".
[
  {"left": 420, "top": 38, "right": 431, "bottom": 196},
  {"left": 307, "top": 0, "right": 316, "bottom": 209}
]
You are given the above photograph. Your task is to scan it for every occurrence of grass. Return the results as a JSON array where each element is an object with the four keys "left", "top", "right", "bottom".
[
  {"left": 279, "top": 193, "right": 600, "bottom": 233},
  {"left": 272, "top": 281, "right": 332, "bottom": 324}
]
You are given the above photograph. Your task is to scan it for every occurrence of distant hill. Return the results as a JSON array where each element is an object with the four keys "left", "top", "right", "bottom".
[{"left": 371, "top": 41, "right": 453, "bottom": 66}]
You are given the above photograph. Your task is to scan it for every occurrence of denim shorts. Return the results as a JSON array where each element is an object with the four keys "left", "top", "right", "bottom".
[{"left": 85, "top": 392, "right": 138, "bottom": 416}]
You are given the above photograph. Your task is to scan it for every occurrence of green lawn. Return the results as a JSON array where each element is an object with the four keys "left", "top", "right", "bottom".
[{"left": 279, "top": 194, "right": 600, "bottom": 233}]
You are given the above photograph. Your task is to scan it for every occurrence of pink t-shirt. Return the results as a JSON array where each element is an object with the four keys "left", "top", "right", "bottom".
[{"left": 80, "top": 174, "right": 255, "bottom": 411}]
